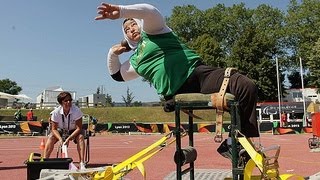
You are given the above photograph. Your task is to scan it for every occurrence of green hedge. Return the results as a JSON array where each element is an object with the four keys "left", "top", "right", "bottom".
[{"left": 0, "top": 107, "right": 230, "bottom": 123}]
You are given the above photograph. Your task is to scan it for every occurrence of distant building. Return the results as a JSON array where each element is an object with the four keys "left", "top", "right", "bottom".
[
  {"left": 78, "top": 94, "right": 106, "bottom": 108},
  {"left": 283, "top": 88, "right": 319, "bottom": 103},
  {"left": 36, "top": 86, "right": 76, "bottom": 109},
  {"left": 0, "top": 98, "right": 8, "bottom": 108}
]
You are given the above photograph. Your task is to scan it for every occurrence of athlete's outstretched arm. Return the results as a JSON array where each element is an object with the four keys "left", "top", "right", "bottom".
[{"left": 95, "top": 3, "right": 171, "bottom": 34}]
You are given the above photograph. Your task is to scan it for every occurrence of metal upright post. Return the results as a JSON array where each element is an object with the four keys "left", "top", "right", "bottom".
[
  {"left": 175, "top": 104, "right": 182, "bottom": 180},
  {"left": 230, "top": 101, "right": 243, "bottom": 180},
  {"left": 188, "top": 109, "right": 194, "bottom": 180}
]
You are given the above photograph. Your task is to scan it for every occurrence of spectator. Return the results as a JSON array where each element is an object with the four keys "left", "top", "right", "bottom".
[
  {"left": 14, "top": 109, "right": 22, "bottom": 121},
  {"left": 280, "top": 111, "right": 288, "bottom": 127},
  {"left": 43, "top": 91, "right": 86, "bottom": 170},
  {"left": 26, "top": 109, "right": 34, "bottom": 121},
  {"left": 290, "top": 111, "right": 296, "bottom": 122},
  {"left": 90, "top": 116, "right": 98, "bottom": 136}
]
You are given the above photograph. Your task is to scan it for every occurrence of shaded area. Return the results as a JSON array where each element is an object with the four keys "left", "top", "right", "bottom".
[
  {"left": 0, "top": 165, "right": 26, "bottom": 170},
  {"left": 87, "top": 163, "right": 114, "bottom": 168}
]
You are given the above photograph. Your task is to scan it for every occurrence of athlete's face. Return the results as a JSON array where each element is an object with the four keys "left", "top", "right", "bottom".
[{"left": 123, "top": 19, "right": 141, "bottom": 42}]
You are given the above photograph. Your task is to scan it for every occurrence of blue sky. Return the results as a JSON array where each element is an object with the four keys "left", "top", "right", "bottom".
[{"left": 0, "top": 0, "right": 291, "bottom": 102}]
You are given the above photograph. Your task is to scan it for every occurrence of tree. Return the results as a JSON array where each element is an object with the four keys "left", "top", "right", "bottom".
[
  {"left": 189, "top": 34, "right": 225, "bottom": 67},
  {"left": 288, "top": 71, "right": 302, "bottom": 89},
  {"left": 122, "top": 87, "right": 134, "bottom": 107},
  {"left": 226, "top": 4, "right": 286, "bottom": 101},
  {"left": 167, "top": 3, "right": 286, "bottom": 101},
  {"left": 307, "top": 38, "right": 320, "bottom": 90},
  {"left": 167, "top": 5, "right": 204, "bottom": 43},
  {"left": 285, "top": 0, "right": 320, "bottom": 87},
  {"left": 167, "top": 1, "right": 320, "bottom": 101},
  {"left": 286, "top": 0, "right": 320, "bottom": 58},
  {"left": 105, "top": 93, "right": 114, "bottom": 107},
  {"left": 0, "top": 78, "right": 22, "bottom": 95},
  {"left": 287, "top": 70, "right": 310, "bottom": 89},
  {"left": 132, "top": 101, "right": 142, "bottom": 107}
]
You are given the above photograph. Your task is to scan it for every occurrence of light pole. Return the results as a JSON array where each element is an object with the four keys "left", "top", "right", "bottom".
[
  {"left": 276, "top": 57, "right": 282, "bottom": 126},
  {"left": 299, "top": 57, "right": 307, "bottom": 126}
]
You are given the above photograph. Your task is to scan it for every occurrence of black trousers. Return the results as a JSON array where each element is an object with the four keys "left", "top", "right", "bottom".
[{"left": 170, "top": 64, "right": 259, "bottom": 137}]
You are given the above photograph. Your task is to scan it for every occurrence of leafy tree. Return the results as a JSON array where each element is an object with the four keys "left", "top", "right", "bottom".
[
  {"left": 0, "top": 78, "right": 22, "bottom": 95},
  {"left": 122, "top": 87, "right": 134, "bottom": 107},
  {"left": 167, "top": 1, "right": 320, "bottom": 101},
  {"left": 189, "top": 34, "right": 225, "bottom": 67},
  {"left": 288, "top": 71, "right": 302, "bottom": 89},
  {"left": 226, "top": 4, "right": 286, "bottom": 100},
  {"left": 286, "top": 0, "right": 320, "bottom": 58},
  {"left": 133, "top": 101, "right": 142, "bottom": 107},
  {"left": 287, "top": 70, "right": 310, "bottom": 89},
  {"left": 285, "top": 0, "right": 320, "bottom": 87},
  {"left": 307, "top": 38, "right": 320, "bottom": 90},
  {"left": 167, "top": 5, "right": 204, "bottom": 43},
  {"left": 167, "top": 3, "right": 286, "bottom": 101},
  {"left": 105, "top": 93, "right": 114, "bottom": 107}
]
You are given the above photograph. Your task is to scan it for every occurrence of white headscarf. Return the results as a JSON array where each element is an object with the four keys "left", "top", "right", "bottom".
[{"left": 121, "top": 18, "right": 143, "bottom": 50}]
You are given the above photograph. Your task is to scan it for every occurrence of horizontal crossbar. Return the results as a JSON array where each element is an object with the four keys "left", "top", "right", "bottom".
[{"left": 174, "top": 93, "right": 235, "bottom": 109}]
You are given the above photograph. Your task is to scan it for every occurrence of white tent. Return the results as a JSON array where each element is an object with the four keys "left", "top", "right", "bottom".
[
  {"left": 0, "top": 92, "right": 32, "bottom": 101},
  {"left": 0, "top": 92, "right": 15, "bottom": 99},
  {"left": 13, "top": 94, "right": 33, "bottom": 102}
]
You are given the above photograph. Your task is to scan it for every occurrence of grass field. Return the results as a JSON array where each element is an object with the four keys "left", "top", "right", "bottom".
[{"left": 0, "top": 106, "right": 230, "bottom": 123}]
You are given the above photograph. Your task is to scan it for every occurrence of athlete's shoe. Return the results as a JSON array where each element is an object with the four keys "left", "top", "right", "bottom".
[
  {"left": 217, "top": 139, "right": 232, "bottom": 160},
  {"left": 217, "top": 139, "right": 251, "bottom": 167}
]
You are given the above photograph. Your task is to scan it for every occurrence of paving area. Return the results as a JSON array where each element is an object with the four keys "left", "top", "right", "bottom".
[
  {"left": 164, "top": 169, "right": 232, "bottom": 180},
  {"left": 0, "top": 133, "right": 320, "bottom": 179}
]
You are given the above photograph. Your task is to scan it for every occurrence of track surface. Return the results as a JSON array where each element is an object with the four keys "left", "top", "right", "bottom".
[{"left": 0, "top": 133, "right": 319, "bottom": 179}]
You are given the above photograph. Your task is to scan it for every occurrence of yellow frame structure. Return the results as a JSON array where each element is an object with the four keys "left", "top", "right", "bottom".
[{"left": 237, "top": 136, "right": 304, "bottom": 180}]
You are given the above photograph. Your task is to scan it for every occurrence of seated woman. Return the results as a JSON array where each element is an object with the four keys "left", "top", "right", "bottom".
[{"left": 43, "top": 91, "right": 86, "bottom": 170}]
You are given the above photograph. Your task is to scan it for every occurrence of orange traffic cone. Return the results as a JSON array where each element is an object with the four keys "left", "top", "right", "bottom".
[{"left": 39, "top": 138, "right": 45, "bottom": 150}]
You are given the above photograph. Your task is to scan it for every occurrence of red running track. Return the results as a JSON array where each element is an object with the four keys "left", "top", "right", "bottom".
[{"left": 0, "top": 133, "right": 320, "bottom": 180}]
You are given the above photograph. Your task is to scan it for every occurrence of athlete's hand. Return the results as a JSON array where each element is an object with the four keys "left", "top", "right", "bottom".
[
  {"left": 112, "top": 44, "right": 129, "bottom": 55},
  {"left": 95, "top": 3, "right": 120, "bottom": 20}
]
